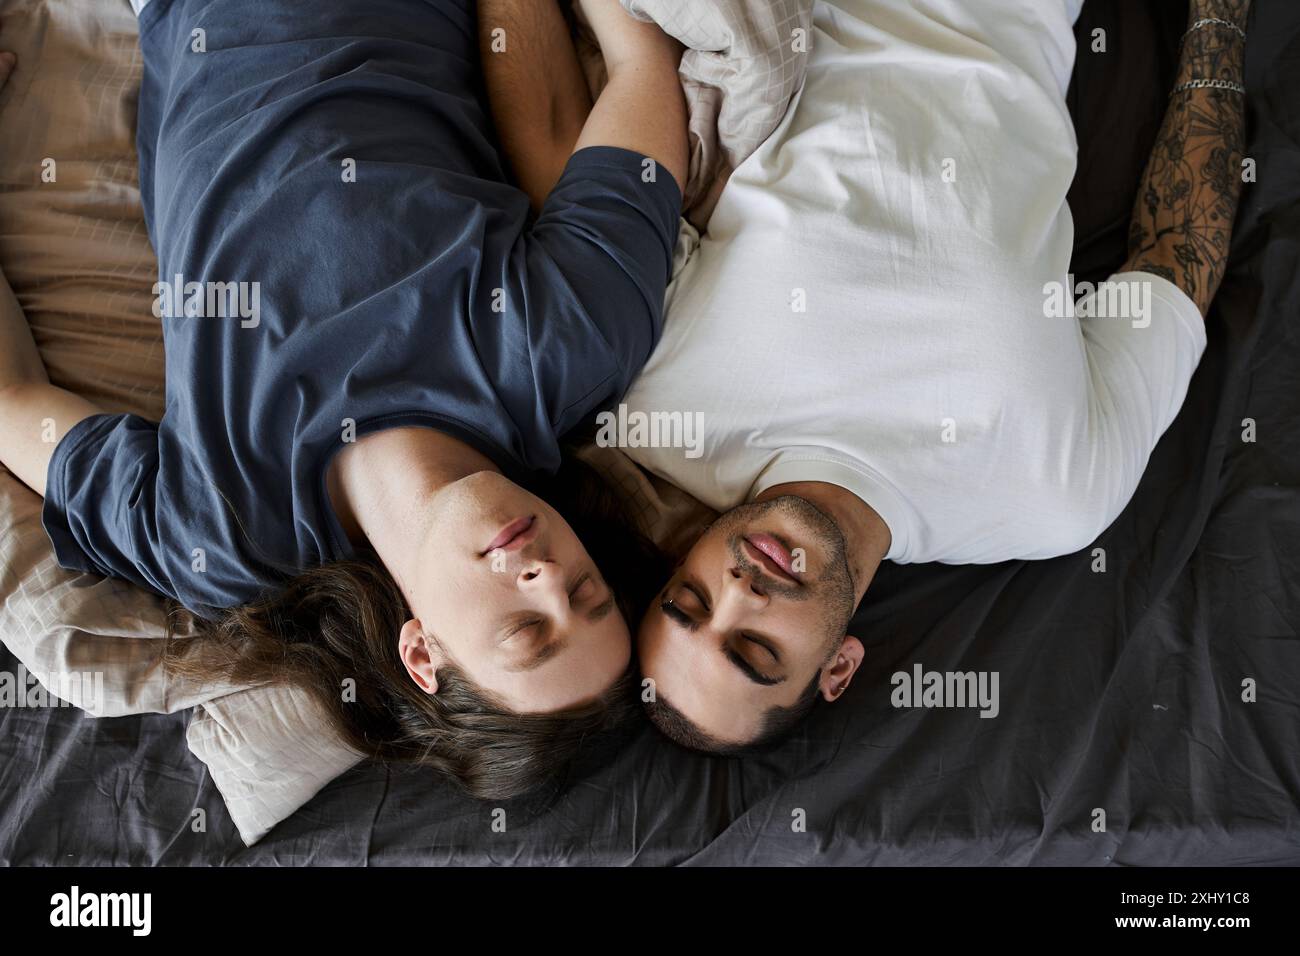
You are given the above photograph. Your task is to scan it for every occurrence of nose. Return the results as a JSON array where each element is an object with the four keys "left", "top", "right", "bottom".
[
  {"left": 517, "top": 556, "right": 555, "bottom": 585},
  {"left": 715, "top": 564, "right": 769, "bottom": 623},
  {"left": 515, "top": 557, "right": 568, "bottom": 611}
]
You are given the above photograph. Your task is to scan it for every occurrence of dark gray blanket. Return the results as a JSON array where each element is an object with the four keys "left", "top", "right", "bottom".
[{"left": 2, "top": 0, "right": 1297, "bottom": 865}]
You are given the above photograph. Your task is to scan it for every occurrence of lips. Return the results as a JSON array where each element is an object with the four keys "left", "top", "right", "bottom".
[
  {"left": 483, "top": 516, "right": 536, "bottom": 555},
  {"left": 743, "top": 533, "right": 801, "bottom": 584}
]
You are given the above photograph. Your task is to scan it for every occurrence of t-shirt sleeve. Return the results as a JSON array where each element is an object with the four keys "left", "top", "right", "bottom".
[
  {"left": 1077, "top": 269, "right": 1207, "bottom": 521},
  {"left": 41, "top": 412, "right": 178, "bottom": 601},
  {"left": 521, "top": 145, "right": 682, "bottom": 432}
]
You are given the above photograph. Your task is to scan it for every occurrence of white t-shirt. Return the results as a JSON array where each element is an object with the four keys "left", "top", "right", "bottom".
[{"left": 620, "top": 0, "right": 1206, "bottom": 564}]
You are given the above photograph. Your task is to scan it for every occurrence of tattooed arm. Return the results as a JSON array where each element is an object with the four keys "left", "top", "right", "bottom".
[{"left": 1124, "top": 0, "right": 1250, "bottom": 316}]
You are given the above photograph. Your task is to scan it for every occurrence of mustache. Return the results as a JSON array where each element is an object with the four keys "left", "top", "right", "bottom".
[{"left": 727, "top": 536, "right": 809, "bottom": 600}]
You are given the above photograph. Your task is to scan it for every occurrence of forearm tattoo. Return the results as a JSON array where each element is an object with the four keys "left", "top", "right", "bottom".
[{"left": 1126, "top": 0, "right": 1249, "bottom": 315}]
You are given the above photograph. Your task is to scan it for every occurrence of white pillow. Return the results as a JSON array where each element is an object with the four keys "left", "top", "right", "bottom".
[{"left": 186, "top": 685, "right": 363, "bottom": 846}]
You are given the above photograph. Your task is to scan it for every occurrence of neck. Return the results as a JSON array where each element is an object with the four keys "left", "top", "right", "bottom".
[
  {"left": 327, "top": 427, "right": 498, "bottom": 594},
  {"left": 756, "top": 481, "right": 892, "bottom": 602}
]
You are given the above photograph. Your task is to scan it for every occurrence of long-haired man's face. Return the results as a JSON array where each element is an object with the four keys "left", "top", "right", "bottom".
[
  {"left": 399, "top": 472, "right": 630, "bottom": 714},
  {"left": 638, "top": 495, "right": 863, "bottom": 746}
]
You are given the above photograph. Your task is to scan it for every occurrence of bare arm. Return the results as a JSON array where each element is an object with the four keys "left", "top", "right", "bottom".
[
  {"left": 0, "top": 42, "right": 104, "bottom": 496},
  {"left": 0, "top": 379, "right": 104, "bottom": 498},
  {"left": 478, "top": 0, "right": 594, "bottom": 212},
  {"left": 479, "top": 0, "right": 688, "bottom": 210},
  {"left": 571, "top": 0, "right": 687, "bottom": 192},
  {"left": 1123, "top": 0, "right": 1250, "bottom": 316}
]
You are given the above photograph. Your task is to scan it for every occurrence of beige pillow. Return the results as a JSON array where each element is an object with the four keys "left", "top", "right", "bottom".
[{"left": 186, "top": 684, "right": 363, "bottom": 846}]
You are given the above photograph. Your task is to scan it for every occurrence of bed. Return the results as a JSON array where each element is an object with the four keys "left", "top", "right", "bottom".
[{"left": 1, "top": 0, "right": 1297, "bottom": 865}]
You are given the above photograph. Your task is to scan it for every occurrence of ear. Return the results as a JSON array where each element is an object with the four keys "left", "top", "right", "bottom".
[
  {"left": 819, "top": 635, "right": 865, "bottom": 702},
  {"left": 398, "top": 618, "right": 443, "bottom": 695}
]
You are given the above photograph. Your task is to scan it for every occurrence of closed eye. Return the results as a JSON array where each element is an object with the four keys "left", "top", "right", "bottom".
[
  {"left": 683, "top": 582, "right": 710, "bottom": 610},
  {"left": 507, "top": 616, "right": 544, "bottom": 639},
  {"left": 742, "top": 632, "right": 779, "bottom": 664},
  {"left": 724, "top": 646, "right": 783, "bottom": 686},
  {"left": 660, "top": 599, "right": 697, "bottom": 630},
  {"left": 567, "top": 571, "right": 591, "bottom": 602},
  {"left": 571, "top": 571, "right": 617, "bottom": 623}
]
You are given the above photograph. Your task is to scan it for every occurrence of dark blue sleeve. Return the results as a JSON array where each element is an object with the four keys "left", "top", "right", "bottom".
[
  {"left": 41, "top": 413, "right": 178, "bottom": 602},
  {"left": 521, "top": 145, "right": 682, "bottom": 433}
]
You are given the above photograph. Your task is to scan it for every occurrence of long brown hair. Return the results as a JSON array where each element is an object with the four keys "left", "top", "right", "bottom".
[{"left": 163, "top": 453, "right": 668, "bottom": 801}]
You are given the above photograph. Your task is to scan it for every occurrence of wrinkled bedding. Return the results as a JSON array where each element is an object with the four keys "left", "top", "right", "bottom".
[
  {"left": 2, "top": 0, "right": 1299, "bottom": 864},
  {"left": 605, "top": 0, "right": 813, "bottom": 225}
]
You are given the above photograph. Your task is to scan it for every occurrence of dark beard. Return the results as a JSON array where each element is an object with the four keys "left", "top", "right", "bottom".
[{"left": 713, "top": 495, "right": 858, "bottom": 645}]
